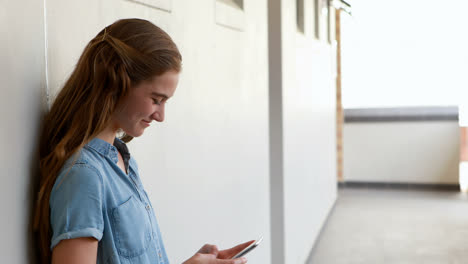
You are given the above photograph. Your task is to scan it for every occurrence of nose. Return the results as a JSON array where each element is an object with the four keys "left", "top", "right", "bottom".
[{"left": 151, "top": 105, "right": 165, "bottom": 122}]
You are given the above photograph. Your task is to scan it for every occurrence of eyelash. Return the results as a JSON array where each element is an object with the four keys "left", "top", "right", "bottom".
[{"left": 152, "top": 98, "right": 167, "bottom": 105}]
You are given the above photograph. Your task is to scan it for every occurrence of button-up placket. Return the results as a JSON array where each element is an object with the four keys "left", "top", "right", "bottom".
[
  {"left": 141, "top": 191, "right": 165, "bottom": 263},
  {"left": 83, "top": 138, "right": 169, "bottom": 263}
]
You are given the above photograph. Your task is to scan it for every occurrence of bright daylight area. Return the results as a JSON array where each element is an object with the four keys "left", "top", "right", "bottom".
[
  {"left": 309, "top": 0, "right": 468, "bottom": 263},
  {"left": 341, "top": 0, "right": 468, "bottom": 108}
]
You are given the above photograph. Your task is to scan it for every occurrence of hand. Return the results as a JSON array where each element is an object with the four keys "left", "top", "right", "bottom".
[
  {"left": 182, "top": 252, "right": 247, "bottom": 264},
  {"left": 217, "top": 240, "right": 256, "bottom": 259},
  {"left": 182, "top": 241, "right": 255, "bottom": 264}
]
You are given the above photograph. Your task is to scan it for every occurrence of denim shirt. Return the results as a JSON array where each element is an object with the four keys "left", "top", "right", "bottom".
[{"left": 50, "top": 138, "right": 169, "bottom": 264}]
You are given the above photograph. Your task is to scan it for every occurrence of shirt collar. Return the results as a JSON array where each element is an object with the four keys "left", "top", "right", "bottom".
[
  {"left": 113, "top": 137, "right": 131, "bottom": 162},
  {"left": 85, "top": 137, "right": 119, "bottom": 164},
  {"left": 113, "top": 138, "right": 131, "bottom": 173}
]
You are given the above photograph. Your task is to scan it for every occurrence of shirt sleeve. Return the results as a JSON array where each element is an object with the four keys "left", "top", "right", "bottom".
[{"left": 49, "top": 163, "right": 104, "bottom": 250}]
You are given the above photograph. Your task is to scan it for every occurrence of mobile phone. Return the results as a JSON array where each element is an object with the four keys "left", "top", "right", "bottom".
[{"left": 231, "top": 236, "right": 263, "bottom": 259}]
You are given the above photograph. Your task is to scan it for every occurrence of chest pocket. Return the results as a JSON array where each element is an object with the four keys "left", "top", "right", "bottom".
[{"left": 111, "top": 195, "right": 153, "bottom": 258}]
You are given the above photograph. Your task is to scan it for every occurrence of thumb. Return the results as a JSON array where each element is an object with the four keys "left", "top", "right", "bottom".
[{"left": 198, "top": 244, "right": 219, "bottom": 256}]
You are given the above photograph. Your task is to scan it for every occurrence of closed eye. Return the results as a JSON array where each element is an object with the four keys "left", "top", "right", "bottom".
[
  {"left": 152, "top": 97, "right": 168, "bottom": 105},
  {"left": 151, "top": 92, "right": 170, "bottom": 105},
  {"left": 152, "top": 98, "right": 161, "bottom": 105}
]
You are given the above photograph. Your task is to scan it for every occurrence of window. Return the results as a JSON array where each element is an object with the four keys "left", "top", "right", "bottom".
[
  {"left": 215, "top": 0, "right": 245, "bottom": 31},
  {"left": 126, "top": 0, "right": 172, "bottom": 12},
  {"left": 233, "top": 0, "right": 243, "bottom": 9},
  {"left": 297, "top": 0, "right": 305, "bottom": 33},
  {"left": 314, "top": 0, "right": 320, "bottom": 39}
]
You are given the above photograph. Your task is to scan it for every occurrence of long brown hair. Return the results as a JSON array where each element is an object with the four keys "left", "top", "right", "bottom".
[{"left": 34, "top": 18, "right": 182, "bottom": 263}]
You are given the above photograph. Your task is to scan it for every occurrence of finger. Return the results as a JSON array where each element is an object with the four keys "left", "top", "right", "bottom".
[
  {"left": 218, "top": 240, "right": 255, "bottom": 259},
  {"left": 198, "top": 244, "right": 219, "bottom": 256},
  {"left": 215, "top": 257, "right": 248, "bottom": 264}
]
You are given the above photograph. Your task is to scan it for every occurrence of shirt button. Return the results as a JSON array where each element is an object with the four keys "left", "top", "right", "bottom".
[
  {"left": 158, "top": 252, "right": 162, "bottom": 258},
  {"left": 145, "top": 204, "right": 150, "bottom": 210}
]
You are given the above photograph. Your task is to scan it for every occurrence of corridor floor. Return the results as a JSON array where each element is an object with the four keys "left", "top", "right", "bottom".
[{"left": 307, "top": 187, "right": 468, "bottom": 264}]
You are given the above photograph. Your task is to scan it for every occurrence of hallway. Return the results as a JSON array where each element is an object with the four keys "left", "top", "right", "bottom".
[{"left": 307, "top": 187, "right": 468, "bottom": 264}]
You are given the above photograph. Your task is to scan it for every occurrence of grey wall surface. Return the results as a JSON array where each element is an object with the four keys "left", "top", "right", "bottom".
[
  {"left": 0, "top": 0, "right": 46, "bottom": 262},
  {"left": 270, "top": 0, "right": 338, "bottom": 263},
  {"left": 344, "top": 121, "right": 460, "bottom": 184}
]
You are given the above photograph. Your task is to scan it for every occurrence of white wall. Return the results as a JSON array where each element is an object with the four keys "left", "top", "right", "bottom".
[
  {"left": 1, "top": 0, "right": 340, "bottom": 263},
  {"left": 341, "top": 0, "right": 468, "bottom": 108},
  {"left": 274, "top": 0, "right": 338, "bottom": 263},
  {"left": 344, "top": 122, "right": 460, "bottom": 184},
  {"left": 0, "top": 0, "right": 46, "bottom": 262},
  {"left": 45, "top": 1, "right": 270, "bottom": 263}
]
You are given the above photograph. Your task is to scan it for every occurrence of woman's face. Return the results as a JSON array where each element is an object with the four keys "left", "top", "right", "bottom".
[{"left": 112, "top": 70, "right": 179, "bottom": 137}]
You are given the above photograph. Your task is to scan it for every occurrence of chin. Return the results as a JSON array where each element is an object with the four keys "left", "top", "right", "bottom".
[
  {"left": 129, "top": 131, "right": 144, "bottom": 137},
  {"left": 122, "top": 129, "right": 145, "bottom": 138}
]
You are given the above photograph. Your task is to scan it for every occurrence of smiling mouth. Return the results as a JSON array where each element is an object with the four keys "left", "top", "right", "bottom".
[{"left": 142, "top": 120, "right": 151, "bottom": 125}]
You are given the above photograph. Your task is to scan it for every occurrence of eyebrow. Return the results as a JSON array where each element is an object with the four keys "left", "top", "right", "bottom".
[{"left": 151, "top": 92, "right": 170, "bottom": 99}]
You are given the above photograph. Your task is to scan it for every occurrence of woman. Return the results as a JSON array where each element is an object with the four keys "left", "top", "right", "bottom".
[{"left": 34, "top": 18, "right": 251, "bottom": 264}]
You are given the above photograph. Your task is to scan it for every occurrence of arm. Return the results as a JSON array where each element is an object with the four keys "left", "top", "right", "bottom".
[
  {"left": 50, "top": 165, "right": 104, "bottom": 263},
  {"left": 52, "top": 237, "right": 98, "bottom": 264}
]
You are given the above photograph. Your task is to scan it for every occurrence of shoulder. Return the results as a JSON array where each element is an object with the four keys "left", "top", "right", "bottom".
[
  {"left": 57, "top": 143, "right": 113, "bottom": 182},
  {"left": 52, "top": 151, "right": 105, "bottom": 198},
  {"left": 63, "top": 146, "right": 106, "bottom": 172},
  {"left": 55, "top": 162, "right": 103, "bottom": 188}
]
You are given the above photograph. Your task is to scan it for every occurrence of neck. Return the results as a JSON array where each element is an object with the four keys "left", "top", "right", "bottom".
[{"left": 96, "top": 124, "right": 118, "bottom": 145}]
